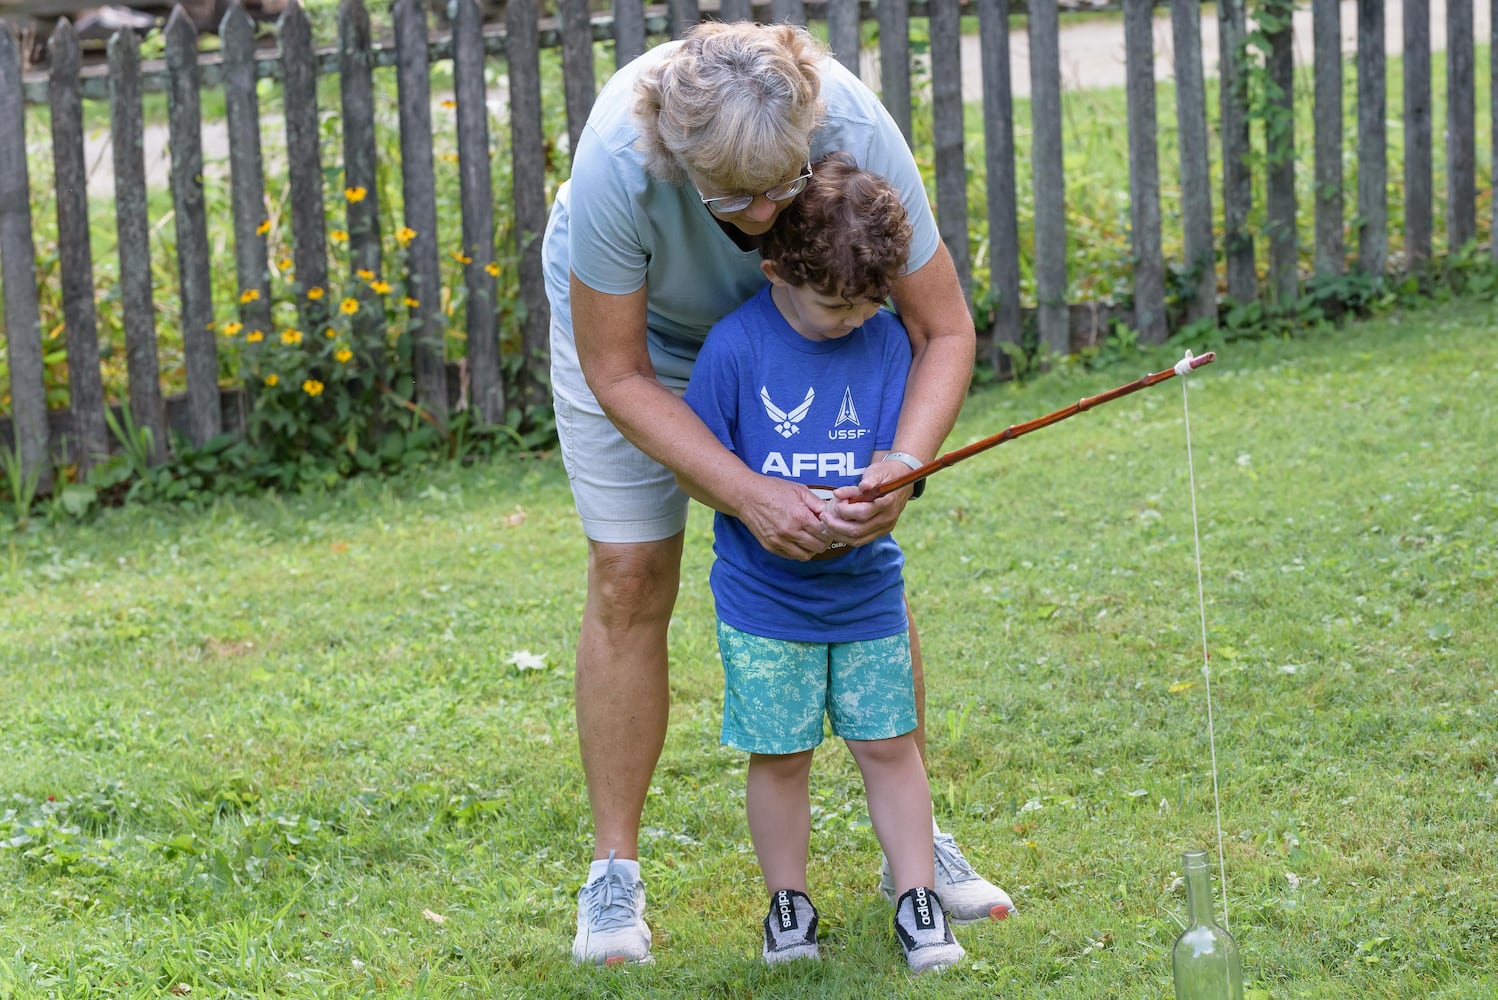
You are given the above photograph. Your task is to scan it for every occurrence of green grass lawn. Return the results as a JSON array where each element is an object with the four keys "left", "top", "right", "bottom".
[{"left": 2, "top": 299, "right": 1494, "bottom": 998}]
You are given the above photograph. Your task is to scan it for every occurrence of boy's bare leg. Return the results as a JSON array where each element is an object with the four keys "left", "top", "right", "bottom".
[
  {"left": 847, "top": 734, "right": 935, "bottom": 895},
  {"left": 746, "top": 750, "right": 815, "bottom": 893}
]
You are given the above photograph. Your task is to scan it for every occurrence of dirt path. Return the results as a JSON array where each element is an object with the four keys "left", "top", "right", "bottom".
[{"left": 68, "top": 1, "right": 1484, "bottom": 194}]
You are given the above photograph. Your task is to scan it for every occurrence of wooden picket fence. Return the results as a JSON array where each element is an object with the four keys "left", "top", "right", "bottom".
[{"left": 0, "top": 0, "right": 1491, "bottom": 490}]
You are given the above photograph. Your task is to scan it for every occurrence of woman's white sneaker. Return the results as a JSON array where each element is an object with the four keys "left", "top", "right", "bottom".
[
  {"left": 880, "top": 832, "right": 1015, "bottom": 923},
  {"left": 571, "top": 851, "right": 653, "bottom": 965}
]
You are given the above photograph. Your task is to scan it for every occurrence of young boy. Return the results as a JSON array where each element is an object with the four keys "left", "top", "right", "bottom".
[{"left": 680, "top": 152, "right": 966, "bottom": 973}]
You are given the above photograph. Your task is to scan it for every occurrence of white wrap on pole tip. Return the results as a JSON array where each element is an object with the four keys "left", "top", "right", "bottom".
[{"left": 1174, "top": 349, "right": 1196, "bottom": 377}]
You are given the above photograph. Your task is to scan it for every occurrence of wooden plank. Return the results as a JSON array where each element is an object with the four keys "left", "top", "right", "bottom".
[
  {"left": 49, "top": 20, "right": 110, "bottom": 474},
  {"left": 339, "top": 0, "right": 383, "bottom": 292},
  {"left": 221, "top": 3, "right": 274, "bottom": 345},
  {"left": 877, "top": 0, "right": 911, "bottom": 144},
  {"left": 613, "top": 0, "right": 648, "bottom": 67},
  {"left": 1028, "top": 0, "right": 1069, "bottom": 356},
  {"left": 719, "top": 0, "right": 754, "bottom": 20},
  {"left": 1446, "top": 0, "right": 1476, "bottom": 250},
  {"left": 453, "top": 0, "right": 502, "bottom": 426},
  {"left": 1123, "top": 0, "right": 1165, "bottom": 343},
  {"left": 1170, "top": 0, "right": 1216, "bottom": 327},
  {"left": 1403, "top": 0, "right": 1432, "bottom": 269},
  {"left": 1264, "top": 1, "right": 1297, "bottom": 308},
  {"left": 826, "top": 0, "right": 861, "bottom": 75},
  {"left": 668, "top": 0, "right": 701, "bottom": 37},
  {"left": 978, "top": 0, "right": 1021, "bottom": 373},
  {"left": 107, "top": 28, "right": 168, "bottom": 464},
  {"left": 507, "top": 0, "right": 552, "bottom": 410},
  {"left": 0, "top": 27, "right": 51, "bottom": 489},
  {"left": 394, "top": 0, "right": 450, "bottom": 425},
  {"left": 165, "top": 8, "right": 221, "bottom": 447},
  {"left": 1218, "top": 0, "right": 1256, "bottom": 303},
  {"left": 1356, "top": 0, "right": 1387, "bottom": 277},
  {"left": 930, "top": 0, "right": 970, "bottom": 304},
  {"left": 280, "top": 0, "right": 330, "bottom": 333},
  {"left": 770, "top": 0, "right": 806, "bottom": 22},
  {"left": 1312, "top": 0, "right": 1345, "bottom": 278},
  {"left": 560, "top": 0, "right": 596, "bottom": 157}
]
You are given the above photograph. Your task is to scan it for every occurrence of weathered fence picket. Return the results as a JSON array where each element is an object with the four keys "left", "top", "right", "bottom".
[
  {"left": 454, "top": 0, "right": 502, "bottom": 425},
  {"left": 1448, "top": 0, "right": 1476, "bottom": 250},
  {"left": 51, "top": 21, "right": 111, "bottom": 475},
  {"left": 1357, "top": 0, "right": 1388, "bottom": 277},
  {"left": 930, "top": 1, "right": 969, "bottom": 304},
  {"left": 108, "top": 28, "right": 169, "bottom": 464},
  {"left": 1027, "top": 0, "right": 1068, "bottom": 357},
  {"left": 1171, "top": 0, "right": 1216, "bottom": 328},
  {"left": 1124, "top": 0, "right": 1165, "bottom": 345},
  {"left": 1312, "top": 0, "right": 1344, "bottom": 279},
  {"left": 0, "top": 28, "right": 50, "bottom": 490},
  {"left": 978, "top": 0, "right": 1021, "bottom": 373},
  {"left": 1, "top": 0, "right": 1493, "bottom": 494},
  {"left": 1265, "top": 1, "right": 1297, "bottom": 309},
  {"left": 1406, "top": 0, "right": 1433, "bottom": 269}
]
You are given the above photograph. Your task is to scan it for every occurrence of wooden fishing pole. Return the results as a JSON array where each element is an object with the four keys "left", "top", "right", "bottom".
[{"left": 867, "top": 350, "right": 1218, "bottom": 499}]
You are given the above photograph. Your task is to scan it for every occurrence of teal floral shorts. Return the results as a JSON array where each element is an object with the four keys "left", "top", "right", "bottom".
[{"left": 716, "top": 621, "right": 917, "bottom": 755}]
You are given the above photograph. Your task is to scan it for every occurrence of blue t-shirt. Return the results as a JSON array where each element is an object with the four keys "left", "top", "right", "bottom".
[{"left": 683, "top": 285, "right": 912, "bottom": 642}]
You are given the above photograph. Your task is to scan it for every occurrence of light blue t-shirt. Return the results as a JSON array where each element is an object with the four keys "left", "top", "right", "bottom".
[
  {"left": 542, "top": 41, "right": 939, "bottom": 401},
  {"left": 683, "top": 285, "right": 911, "bottom": 642}
]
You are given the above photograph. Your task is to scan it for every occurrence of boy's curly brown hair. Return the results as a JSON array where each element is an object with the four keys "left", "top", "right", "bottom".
[{"left": 759, "top": 151, "right": 912, "bottom": 304}]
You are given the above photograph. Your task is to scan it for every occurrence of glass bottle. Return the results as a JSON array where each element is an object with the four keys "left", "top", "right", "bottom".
[{"left": 1172, "top": 849, "right": 1244, "bottom": 1000}]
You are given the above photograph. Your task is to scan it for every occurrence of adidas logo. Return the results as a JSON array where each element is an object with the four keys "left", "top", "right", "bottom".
[
  {"left": 776, "top": 889, "right": 797, "bottom": 930},
  {"left": 913, "top": 887, "right": 935, "bottom": 928}
]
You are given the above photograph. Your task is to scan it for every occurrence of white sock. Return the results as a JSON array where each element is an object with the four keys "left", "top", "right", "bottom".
[
  {"left": 932, "top": 817, "right": 943, "bottom": 836},
  {"left": 589, "top": 855, "right": 641, "bottom": 883}
]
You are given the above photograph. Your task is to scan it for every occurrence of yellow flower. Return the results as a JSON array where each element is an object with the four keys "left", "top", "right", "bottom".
[
  {"left": 371, "top": 280, "right": 393, "bottom": 295},
  {"left": 340, "top": 297, "right": 359, "bottom": 315},
  {"left": 278, "top": 258, "right": 294, "bottom": 272},
  {"left": 264, "top": 373, "right": 279, "bottom": 386},
  {"left": 239, "top": 288, "right": 261, "bottom": 304},
  {"left": 302, "top": 379, "right": 324, "bottom": 397},
  {"left": 440, "top": 99, "right": 457, "bottom": 110},
  {"left": 344, "top": 186, "right": 367, "bottom": 203},
  {"left": 403, "top": 296, "right": 420, "bottom": 308},
  {"left": 335, "top": 348, "right": 353, "bottom": 364},
  {"left": 396, "top": 227, "right": 417, "bottom": 247},
  {"left": 307, "top": 287, "right": 325, "bottom": 301},
  {"left": 246, "top": 330, "right": 265, "bottom": 343},
  {"left": 256, "top": 219, "right": 271, "bottom": 235},
  {"left": 324, "top": 327, "right": 337, "bottom": 339},
  {"left": 356, "top": 268, "right": 375, "bottom": 281},
  {"left": 451, "top": 250, "right": 472, "bottom": 265},
  {"left": 484, "top": 262, "right": 500, "bottom": 277},
  {"left": 280, "top": 329, "right": 303, "bottom": 346},
  {"left": 222, "top": 321, "right": 243, "bottom": 337},
  {"left": 331, "top": 230, "right": 349, "bottom": 243},
  {"left": 440, "top": 152, "right": 459, "bottom": 164}
]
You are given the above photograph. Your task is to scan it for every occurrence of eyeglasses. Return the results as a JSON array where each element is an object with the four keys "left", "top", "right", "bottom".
[{"left": 696, "top": 162, "right": 813, "bottom": 216}]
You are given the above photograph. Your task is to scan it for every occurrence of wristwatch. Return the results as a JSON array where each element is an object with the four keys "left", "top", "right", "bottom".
[{"left": 882, "top": 451, "right": 927, "bottom": 499}]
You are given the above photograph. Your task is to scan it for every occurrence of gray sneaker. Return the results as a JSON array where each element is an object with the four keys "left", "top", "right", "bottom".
[
  {"left": 880, "top": 832, "right": 1015, "bottom": 924},
  {"left": 571, "top": 851, "right": 652, "bottom": 965},
  {"left": 761, "top": 888, "right": 820, "bottom": 964},
  {"left": 893, "top": 886, "right": 966, "bottom": 973}
]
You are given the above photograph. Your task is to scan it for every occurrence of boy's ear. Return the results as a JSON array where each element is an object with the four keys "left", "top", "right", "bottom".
[{"left": 760, "top": 260, "right": 783, "bottom": 284}]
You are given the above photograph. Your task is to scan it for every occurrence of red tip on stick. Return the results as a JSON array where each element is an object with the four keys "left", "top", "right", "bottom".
[{"left": 869, "top": 351, "right": 1217, "bottom": 499}]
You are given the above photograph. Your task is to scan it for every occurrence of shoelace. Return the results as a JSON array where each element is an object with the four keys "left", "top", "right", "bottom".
[
  {"left": 583, "top": 851, "right": 641, "bottom": 930},
  {"left": 932, "top": 833, "right": 980, "bottom": 884}
]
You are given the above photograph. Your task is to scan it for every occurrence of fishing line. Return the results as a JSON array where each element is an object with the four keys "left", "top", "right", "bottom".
[{"left": 1175, "top": 350, "right": 1230, "bottom": 931}]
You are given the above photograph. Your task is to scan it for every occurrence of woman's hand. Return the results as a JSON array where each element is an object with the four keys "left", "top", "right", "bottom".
[{"left": 735, "top": 476, "right": 837, "bottom": 561}]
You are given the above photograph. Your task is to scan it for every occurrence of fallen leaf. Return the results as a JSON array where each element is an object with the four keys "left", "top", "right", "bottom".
[
  {"left": 1169, "top": 680, "right": 1196, "bottom": 694},
  {"left": 503, "top": 506, "right": 527, "bottom": 528},
  {"left": 422, "top": 908, "right": 446, "bottom": 925},
  {"left": 505, "top": 649, "right": 546, "bottom": 671}
]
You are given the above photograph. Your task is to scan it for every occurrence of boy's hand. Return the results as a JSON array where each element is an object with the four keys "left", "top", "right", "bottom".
[{"left": 820, "top": 457, "right": 917, "bottom": 545}]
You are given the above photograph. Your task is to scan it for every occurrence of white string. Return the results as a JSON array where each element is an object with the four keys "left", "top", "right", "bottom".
[{"left": 1178, "top": 359, "right": 1229, "bottom": 931}]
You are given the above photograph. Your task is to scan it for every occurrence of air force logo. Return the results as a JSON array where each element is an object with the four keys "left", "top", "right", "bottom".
[{"left": 761, "top": 386, "right": 814, "bottom": 438}]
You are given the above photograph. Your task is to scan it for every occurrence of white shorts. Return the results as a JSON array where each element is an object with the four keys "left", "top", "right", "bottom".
[{"left": 552, "top": 376, "right": 692, "bottom": 545}]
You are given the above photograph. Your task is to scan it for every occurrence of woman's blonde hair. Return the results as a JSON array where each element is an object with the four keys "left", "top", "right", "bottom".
[{"left": 633, "top": 22, "right": 827, "bottom": 191}]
